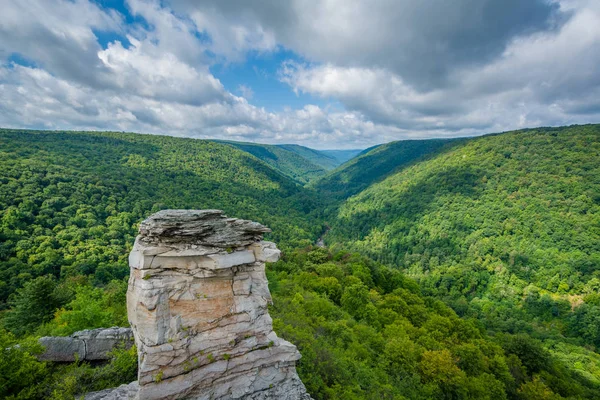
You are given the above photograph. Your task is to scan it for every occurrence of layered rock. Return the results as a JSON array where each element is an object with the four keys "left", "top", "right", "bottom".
[
  {"left": 39, "top": 327, "right": 134, "bottom": 362},
  {"left": 126, "top": 210, "right": 311, "bottom": 400}
]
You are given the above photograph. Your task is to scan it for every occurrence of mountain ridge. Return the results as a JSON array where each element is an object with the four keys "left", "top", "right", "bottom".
[
  {"left": 312, "top": 137, "right": 463, "bottom": 200},
  {"left": 212, "top": 139, "right": 335, "bottom": 184}
]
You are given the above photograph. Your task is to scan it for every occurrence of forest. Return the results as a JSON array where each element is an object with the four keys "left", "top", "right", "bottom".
[
  {"left": 212, "top": 140, "right": 339, "bottom": 184},
  {"left": 1, "top": 125, "right": 600, "bottom": 399}
]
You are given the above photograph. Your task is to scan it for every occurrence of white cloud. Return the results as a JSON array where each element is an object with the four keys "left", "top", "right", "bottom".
[
  {"left": 171, "top": 0, "right": 563, "bottom": 88},
  {"left": 0, "top": 63, "right": 392, "bottom": 148},
  {"left": 0, "top": 0, "right": 122, "bottom": 87},
  {"left": 279, "top": 1, "right": 600, "bottom": 134},
  {"left": 237, "top": 84, "right": 254, "bottom": 100},
  {"left": 0, "top": 0, "right": 599, "bottom": 149},
  {"left": 97, "top": 38, "right": 228, "bottom": 105}
]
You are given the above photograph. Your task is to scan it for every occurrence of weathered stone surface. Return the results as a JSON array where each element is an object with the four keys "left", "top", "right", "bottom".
[
  {"left": 138, "top": 209, "right": 271, "bottom": 249},
  {"left": 38, "top": 336, "right": 86, "bottom": 362},
  {"left": 84, "top": 382, "right": 139, "bottom": 400},
  {"left": 74, "top": 327, "right": 134, "bottom": 360},
  {"left": 38, "top": 327, "right": 134, "bottom": 362},
  {"left": 124, "top": 210, "right": 311, "bottom": 400}
]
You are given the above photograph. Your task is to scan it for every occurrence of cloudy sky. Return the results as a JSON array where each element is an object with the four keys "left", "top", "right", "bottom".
[{"left": 1, "top": 0, "right": 599, "bottom": 149}]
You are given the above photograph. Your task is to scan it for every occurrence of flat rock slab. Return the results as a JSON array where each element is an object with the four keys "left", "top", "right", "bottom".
[
  {"left": 38, "top": 327, "right": 133, "bottom": 362},
  {"left": 138, "top": 210, "right": 270, "bottom": 248}
]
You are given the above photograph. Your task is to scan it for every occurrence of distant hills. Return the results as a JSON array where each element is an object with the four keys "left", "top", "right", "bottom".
[
  {"left": 312, "top": 138, "right": 461, "bottom": 199},
  {"left": 276, "top": 144, "right": 341, "bottom": 171},
  {"left": 212, "top": 140, "right": 365, "bottom": 185},
  {"left": 319, "top": 149, "right": 363, "bottom": 165},
  {"left": 212, "top": 140, "right": 346, "bottom": 184}
]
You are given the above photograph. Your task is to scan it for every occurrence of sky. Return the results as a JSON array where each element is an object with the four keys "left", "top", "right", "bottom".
[{"left": 0, "top": 0, "right": 599, "bottom": 149}]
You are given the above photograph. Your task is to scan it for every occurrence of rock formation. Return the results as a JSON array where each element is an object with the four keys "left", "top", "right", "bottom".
[
  {"left": 39, "top": 327, "right": 133, "bottom": 362},
  {"left": 125, "top": 210, "right": 311, "bottom": 400}
]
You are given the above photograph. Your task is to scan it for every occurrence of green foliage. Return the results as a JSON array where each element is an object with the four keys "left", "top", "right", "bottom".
[
  {"left": 2, "top": 276, "right": 72, "bottom": 336},
  {"left": 312, "top": 138, "right": 459, "bottom": 200},
  {"left": 0, "top": 129, "right": 323, "bottom": 319},
  {"left": 46, "top": 345, "right": 138, "bottom": 399},
  {"left": 546, "top": 341, "right": 600, "bottom": 385},
  {"left": 39, "top": 279, "right": 128, "bottom": 336},
  {"left": 0, "top": 329, "right": 47, "bottom": 399},
  {"left": 2, "top": 125, "right": 600, "bottom": 399},
  {"left": 330, "top": 125, "right": 600, "bottom": 349},
  {"left": 268, "top": 248, "right": 600, "bottom": 399}
]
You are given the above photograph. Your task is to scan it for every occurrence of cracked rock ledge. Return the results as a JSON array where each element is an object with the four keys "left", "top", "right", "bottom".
[
  {"left": 39, "top": 327, "right": 134, "bottom": 362},
  {"left": 85, "top": 210, "right": 312, "bottom": 400}
]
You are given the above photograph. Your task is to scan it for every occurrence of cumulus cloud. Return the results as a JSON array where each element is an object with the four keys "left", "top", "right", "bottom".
[
  {"left": 278, "top": 0, "right": 600, "bottom": 134},
  {"left": 0, "top": 0, "right": 599, "bottom": 148},
  {"left": 0, "top": 62, "right": 388, "bottom": 148},
  {"left": 170, "top": 0, "right": 563, "bottom": 88},
  {"left": 0, "top": 0, "right": 122, "bottom": 87},
  {"left": 0, "top": 0, "right": 384, "bottom": 148},
  {"left": 97, "top": 39, "right": 228, "bottom": 105}
]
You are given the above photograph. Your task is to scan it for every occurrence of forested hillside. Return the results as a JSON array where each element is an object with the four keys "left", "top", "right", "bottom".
[
  {"left": 5, "top": 246, "right": 600, "bottom": 399},
  {"left": 0, "top": 129, "right": 323, "bottom": 311},
  {"left": 271, "top": 248, "right": 600, "bottom": 399},
  {"left": 214, "top": 140, "right": 334, "bottom": 184},
  {"left": 276, "top": 144, "right": 340, "bottom": 171},
  {"left": 2, "top": 125, "right": 600, "bottom": 400},
  {"left": 312, "top": 139, "right": 461, "bottom": 200},
  {"left": 329, "top": 125, "right": 600, "bottom": 358}
]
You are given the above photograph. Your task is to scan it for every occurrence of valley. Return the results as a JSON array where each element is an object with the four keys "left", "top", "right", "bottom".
[{"left": 1, "top": 125, "right": 599, "bottom": 399}]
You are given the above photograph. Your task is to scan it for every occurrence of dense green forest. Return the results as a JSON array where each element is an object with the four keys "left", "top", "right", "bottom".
[
  {"left": 312, "top": 139, "right": 461, "bottom": 200},
  {"left": 276, "top": 144, "right": 341, "bottom": 171},
  {"left": 328, "top": 125, "right": 600, "bottom": 376},
  {"left": 271, "top": 248, "right": 600, "bottom": 399},
  {"left": 0, "top": 129, "right": 324, "bottom": 310},
  {"left": 4, "top": 247, "right": 598, "bottom": 399},
  {"left": 213, "top": 140, "right": 338, "bottom": 184},
  {"left": 1, "top": 125, "right": 600, "bottom": 399}
]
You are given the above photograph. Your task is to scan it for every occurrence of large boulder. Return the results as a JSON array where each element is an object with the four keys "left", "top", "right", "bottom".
[{"left": 121, "top": 210, "right": 311, "bottom": 400}]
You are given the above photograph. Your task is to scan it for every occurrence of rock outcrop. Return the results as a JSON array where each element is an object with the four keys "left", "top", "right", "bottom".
[
  {"left": 124, "top": 210, "right": 311, "bottom": 400},
  {"left": 85, "top": 382, "right": 140, "bottom": 400},
  {"left": 38, "top": 327, "right": 134, "bottom": 362}
]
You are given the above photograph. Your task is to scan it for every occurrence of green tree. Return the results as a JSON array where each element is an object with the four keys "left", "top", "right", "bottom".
[
  {"left": 3, "top": 276, "right": 65, "bottom": 336},
  {"left": 0, "top": 329, "right": 47, "bottom": 399}
]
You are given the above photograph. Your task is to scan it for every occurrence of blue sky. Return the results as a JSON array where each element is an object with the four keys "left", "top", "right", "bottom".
[
  {"left": 210, "top": 50, "right": 331, "bottom": 112},
  {"left": 0, "top": 0, "right": 599, "bottom": 149},
  {"left": 92, "top": 0, "right": 326, "bottom": 111}
]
